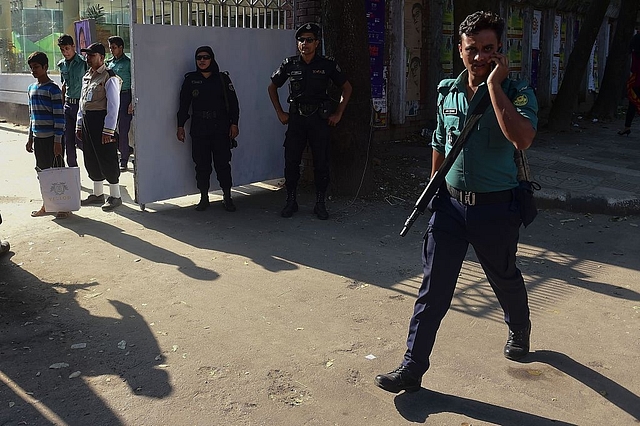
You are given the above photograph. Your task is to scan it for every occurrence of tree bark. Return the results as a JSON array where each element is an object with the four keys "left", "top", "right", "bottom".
[
  {"left": 321, "top": 0, "right": 373, "bottom": 196},
  {"left": 590, "top": 0, "right": 640, "bottom": 119},
  {"left": 547, "top": 0, "right": 611, "bottom": 131}
]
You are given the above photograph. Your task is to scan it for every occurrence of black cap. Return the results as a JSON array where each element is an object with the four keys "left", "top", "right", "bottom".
[
  {"left": 295, "top": 22, "right": 321, "bottom": 39},
  {"left": 81, "top": 42, "right": 106, "bottom": 56}
]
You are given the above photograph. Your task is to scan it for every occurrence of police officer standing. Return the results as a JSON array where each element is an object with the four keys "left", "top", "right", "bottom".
[
  {"left": 177, "top": 46, "right": 239, "bottom": 212},
  {"left": 57, "top": 34, "right": 87, "bottom": 167},
  {"left": 268, "top": 23, "right": 352, "bottom": 220},
  {"left": 75, "top": 42, "right": 123, "bottom": 212},
  {"left": 375, "top": 11, "right": 538, "bottom": 394},
  {"left": 106, "top": 36, "right": 134, "bottom": 171}
]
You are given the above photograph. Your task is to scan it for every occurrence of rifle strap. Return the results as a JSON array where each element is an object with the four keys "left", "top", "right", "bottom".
[{"left": 448, "top": 89, "right": 492, "bottom": 154}]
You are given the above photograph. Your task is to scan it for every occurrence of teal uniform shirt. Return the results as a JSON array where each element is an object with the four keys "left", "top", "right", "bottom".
[
  {"left": 57, "top": 53, "right": 87, "bottom": 100},
  {"left": 106, "top": 54, "right": 131, "bottom": 90},
  {"left": 431, "top": 70, "right": 538, "bottom": 193}
]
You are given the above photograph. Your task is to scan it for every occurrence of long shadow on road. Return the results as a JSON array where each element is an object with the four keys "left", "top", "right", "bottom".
[
  {"left": 393, "top": 387, "right": 577, "bottom": 425},
  {"left": 0, "top": 254, "right": 172, "bottom": 425},
  {"left": 522, "top": 350, "right": 640, "bottom": 422}
]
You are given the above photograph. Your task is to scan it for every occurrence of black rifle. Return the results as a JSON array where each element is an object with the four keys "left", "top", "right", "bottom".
[{"left": 400, "top": 92, "right": 491, "bottom": 237}]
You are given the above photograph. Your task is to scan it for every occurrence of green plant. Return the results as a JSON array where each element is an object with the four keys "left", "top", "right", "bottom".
[{"left": 83, "top": 4, "right": 106, "bottom": 24}]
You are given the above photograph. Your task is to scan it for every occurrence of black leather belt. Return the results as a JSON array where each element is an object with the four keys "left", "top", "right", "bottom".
[
  {"left": 446, "top": 183, "right": 513, "bottom": 206},
  {"left": 121, "top": 89, "right": 131, "bottom": 93},
  {"left": 66, "top": 98, "right": 79, "bottom": 105},
  {"left": 192, "top": 111, "right": 217, "bottom": 119},
  {"left": 294, "top": 103, "right": 319, "bottom": 116}
]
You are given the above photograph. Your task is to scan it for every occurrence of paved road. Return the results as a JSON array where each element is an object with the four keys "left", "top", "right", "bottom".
[{"left": 1, "top": 122, "right": 639, "bottom": 425}]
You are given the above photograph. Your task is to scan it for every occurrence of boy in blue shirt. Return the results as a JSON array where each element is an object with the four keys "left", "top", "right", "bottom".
[{"left": 26, "top": 51, "right": 67, "bottom": 219}]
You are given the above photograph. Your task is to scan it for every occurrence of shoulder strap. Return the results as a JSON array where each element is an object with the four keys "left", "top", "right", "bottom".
[
  {"left": 400, "top": 90, "right": 492, "bottom": 236},
  {"left": 219, "top": 72, "right": 230, "bottom": 114}
]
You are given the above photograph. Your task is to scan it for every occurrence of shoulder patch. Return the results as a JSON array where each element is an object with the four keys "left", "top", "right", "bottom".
[{"left": 513, "top": 94, "right": 529, "bottom": 107}]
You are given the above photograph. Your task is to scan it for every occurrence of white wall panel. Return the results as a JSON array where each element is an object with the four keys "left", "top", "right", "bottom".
[{"left": 131, "top": 23, "right": 295, "bottom": 205}]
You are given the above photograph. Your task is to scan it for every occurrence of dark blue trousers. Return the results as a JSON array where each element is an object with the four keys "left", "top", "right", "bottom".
[
  {"left": 117, "top": 91, "right": 133, "bottom": 167},
  {"left": 191, "top": 133, "right": 232, "bottom": 192},
  {"left": 402, "top": 188, "right": 530, "bottom": 376},
  {"left": 284, "top": 112, "right": 330, "bottom": 193},
  {"left": 63, "top": 102, "right": 81, "bottom": 167}
]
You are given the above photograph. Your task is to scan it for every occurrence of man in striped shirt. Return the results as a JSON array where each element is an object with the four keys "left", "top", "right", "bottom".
[{"left": 26, "top": 51, "right": 67, "bottom": 219}]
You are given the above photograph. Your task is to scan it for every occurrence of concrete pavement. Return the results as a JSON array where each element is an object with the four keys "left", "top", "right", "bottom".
[{"left": 529, "top": 116, "right": 640, "bottom": 216}]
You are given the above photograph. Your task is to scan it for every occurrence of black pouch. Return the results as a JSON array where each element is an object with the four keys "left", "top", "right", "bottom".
[
  {"left": 515, "top": 180, "right": 540, "bottom": 227},
  {"left": 318, "top": 100, "right": 332, "bottom": 119}
]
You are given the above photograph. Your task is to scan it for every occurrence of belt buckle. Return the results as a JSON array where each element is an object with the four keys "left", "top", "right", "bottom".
[{"left": 463, "top": 191, "right": 476, "bottom": 206}]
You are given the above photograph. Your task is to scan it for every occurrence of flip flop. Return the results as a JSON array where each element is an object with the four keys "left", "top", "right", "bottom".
[
  {"left": 31, "top": 206, "right": 47, "bottom": 217},
  {"left": 55, "top": 211, "right": 70, "bottom": 219}
]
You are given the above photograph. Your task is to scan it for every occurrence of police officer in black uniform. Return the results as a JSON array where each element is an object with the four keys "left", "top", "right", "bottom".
[
  {"left": 268, "top": 23, "right": 352, "bottom": 220},
  {"left": 177, "top": 46, "right": 239, "bottom": 212}
]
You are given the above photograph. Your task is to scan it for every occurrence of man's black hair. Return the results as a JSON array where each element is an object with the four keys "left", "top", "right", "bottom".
[
  {"left": 459, "top": 11, "right": 505, "bottom": 40},
  {"left": 108, "top": 36, "right": 125, "bottom": 48},
  {"left": 28, "top": 51, "right": 48, "bottom": 68},
  {"left": 57, "top": 34, "right": 74, "bottom": 47}
]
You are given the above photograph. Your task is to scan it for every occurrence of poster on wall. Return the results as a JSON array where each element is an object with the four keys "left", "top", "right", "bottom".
[
  {"left": 74, "top": 19, "right": 96, "bottom": 55},
  {"left": 404, "top": 2, "right": 422, "bottom": 104},
  {"left": 559, "top": 18, "right": 567, "bottom": 87},
  {"left": 531, "top": 10, "right": 541, "bottom": 50},
  {"left": 367, "top": 0, "right": 387, "bottom": 127},
  {"left": 507, "top": 5, "right": 524, "bottom": 80},
  {"left": 373, "top": 67, "right": 388, "bottom": 127},
  {"left": 405, "top": 1, "right": 422, "bottom": 48},
  {"left": 551, "top": 56, "right": 560, "bottom": 95},
  {"left": 553, "top": 15, "right": 561, "bottom": 55},
  {"left": 406, "top": 49, "right": 421, "bottom": 102},
  {"left": 441, "top": 0, "right": 454, "bottom": 78}
]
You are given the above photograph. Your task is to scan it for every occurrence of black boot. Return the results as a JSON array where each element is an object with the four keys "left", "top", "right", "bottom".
[
  {"left": 195, "top": 191, "right": 209, "bottom": 211},
  {"left": 222, "top": 188, "right": 236, "bottom": 212},
  {"left": 314, "top": 192, "right": 329, "bottom": 220},
  {"left": 503, "top": 322, "right": 531, "bottom": 361},
  {"left": 281, "top": 190, "right": 298, "bottom": 218}
]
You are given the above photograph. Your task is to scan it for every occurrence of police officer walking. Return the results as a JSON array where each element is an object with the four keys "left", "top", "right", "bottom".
[
  {"left": 177, "top": 46, "right": 239, "bottom": 212},
  {"left": 268, "top": 23, "right": 352, "bottom": 220},
  {"left": 375, "top": 11, "right": 538, "bottom": 394}
]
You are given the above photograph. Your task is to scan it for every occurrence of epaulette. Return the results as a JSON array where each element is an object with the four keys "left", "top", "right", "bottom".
[
  {"left": 437, "top": 78, "right": 456, "bottom": 96},
  {"left": 284, "top": 55, "right": 300, "bottom": 65},
  {"left": 184, "top": 71, "right": 198, "bottom": 78}
]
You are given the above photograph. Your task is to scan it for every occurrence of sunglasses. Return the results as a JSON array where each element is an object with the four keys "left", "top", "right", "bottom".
[
  {"left": 196, "top": 55, "right": 211, "bottom": 60},
  {"left": 297, "top": 37, "right": 317, "bottom": 43}
]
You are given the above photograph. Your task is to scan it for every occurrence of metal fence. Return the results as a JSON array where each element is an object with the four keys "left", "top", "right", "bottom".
[{"left": 138, "top": 0, "right": 295, "bottom": 29}]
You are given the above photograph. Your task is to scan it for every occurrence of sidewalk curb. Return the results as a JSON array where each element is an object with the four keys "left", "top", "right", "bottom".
[{"left": 536, "top": 188, "right": 640, "bottom": 216}]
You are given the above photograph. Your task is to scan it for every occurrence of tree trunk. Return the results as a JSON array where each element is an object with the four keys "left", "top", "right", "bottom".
[
  {"left": 590, "top": 0, "right": 640, "bottom": 119},
  {"left": 547, "top": 0, "right": 611, "bottom": 131},
  {"left": 321, "top": 0, "right": 373, "bottom": 196}
]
